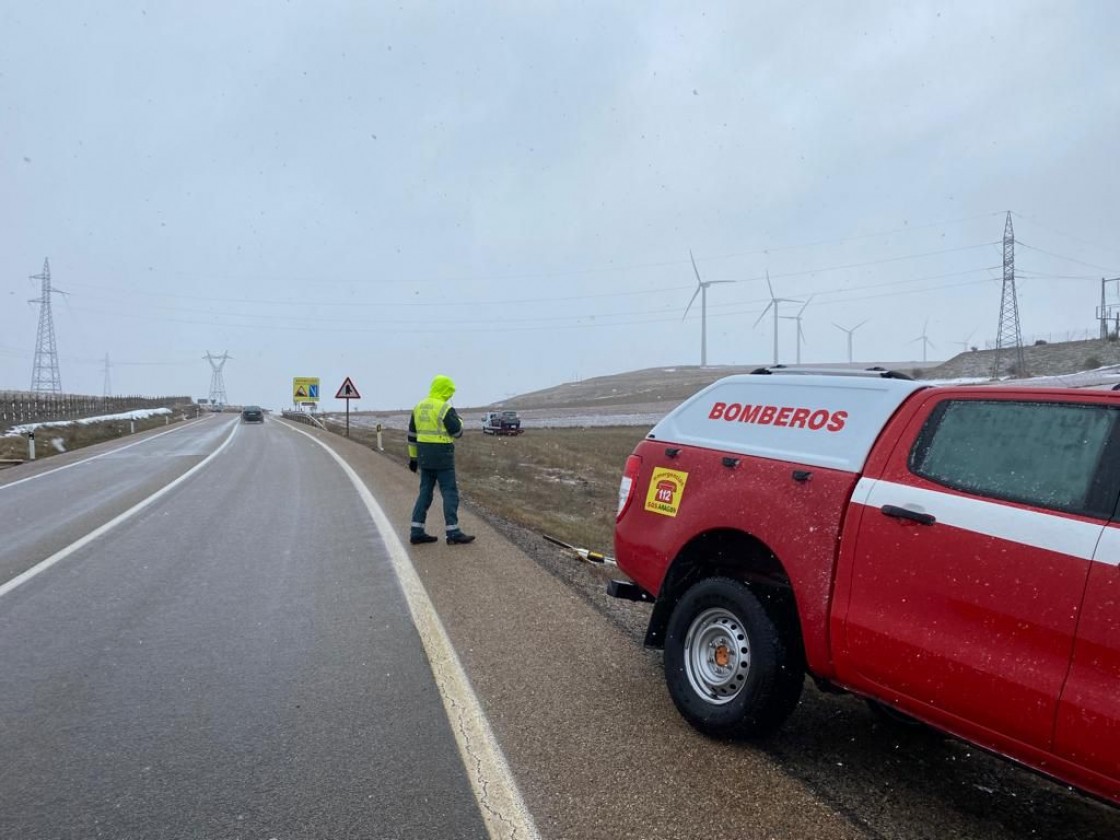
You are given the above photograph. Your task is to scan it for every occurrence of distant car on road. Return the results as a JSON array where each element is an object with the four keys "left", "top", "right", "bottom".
[
  {"left": 241, "top": 405, "right": 264, "bottom": 423},
  {"left": 482, "top": 410, "right": 523, "bottom": 435}
]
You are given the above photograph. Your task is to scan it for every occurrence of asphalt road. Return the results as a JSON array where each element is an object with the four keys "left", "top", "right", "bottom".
[
  {"left": 0, "top": 416, "right": 234, "bottom": 585},
  {"left": 0, "top": 417, "right": 487, "bottom": 839},
  {"left": 1, "top": 416, "right": 1118, "bottom": 839}
]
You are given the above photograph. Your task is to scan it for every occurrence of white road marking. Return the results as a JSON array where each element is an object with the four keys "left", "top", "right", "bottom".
[
  {"left": 0, "top": 420, "right": 239, "bottom": 599},
  {"left": 0, "top": 415, "right": 213, "bottom": 492},
  {"left": 285, "top": 423, "right": 539, "bottom": 840}
]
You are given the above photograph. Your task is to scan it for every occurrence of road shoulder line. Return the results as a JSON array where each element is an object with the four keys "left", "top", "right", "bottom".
[{"left": 283, "top": 422, "right": 540, "bottom": 840}]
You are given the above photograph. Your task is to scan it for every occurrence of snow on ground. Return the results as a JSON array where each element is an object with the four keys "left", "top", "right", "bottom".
[
  {"left": 925, "top": 366, "right": 1120, "bottom": 390},
  {"left": 334, "top": 368, "right": 1120, "bottom": 432},
  {"left": 997, "top": 366, "right": 1120, "bottom": 389},
  {"left": 4, "top": 407, "right": 173, "bottom": 437},
  {"left": 9, "top": 368, "right": 1120, "bottom": 443},
  {"left": 337, "top": 402, "right": 674, "bottom": 432}
]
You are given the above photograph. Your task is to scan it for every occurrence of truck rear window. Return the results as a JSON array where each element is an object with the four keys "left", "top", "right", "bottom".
[{"left": 909, "top": 399, "right": 1120, "bottom": 518}]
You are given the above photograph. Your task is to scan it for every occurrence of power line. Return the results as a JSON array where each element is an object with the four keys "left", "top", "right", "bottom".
[
  {"left": 742, "top": 242, "right": 998, "bottom": 286},
  {"left": 57, "top": 212, "right": 1004, "bottom": 293},
  {"left": 703, "top": 266, "right": 999, "bottom": 317},
  {"left": 1011, "top": 211, "right": 1120, "bottom": 258},
  {"left": 60, "top": 280, "right": 691, "bottom": 309},
  {"left": 66, "top": 267, "right": 1000, "bottom": 332},
  {"left": 704, "top": 213, "right": 1004, "bottom": 261},
  {"left": 1015, "top": 271, "right": 1098, "bottom": 281},
  {"left": 1016, "top": 242, "right": 1117, "bottom": 274},
  {"left": 58, "top": 241, "right": 999, "bottom": 316},
  {"left": 62, "top": 273, "right": 1002, "bottom": 335},
  {"left": 786, "top": 274, "right": 998, "bottom": 308}
]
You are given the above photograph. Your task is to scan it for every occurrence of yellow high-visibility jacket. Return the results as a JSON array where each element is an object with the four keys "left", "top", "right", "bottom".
[{"left": 408, "top": 374, "right": 463, "bottom": 469}]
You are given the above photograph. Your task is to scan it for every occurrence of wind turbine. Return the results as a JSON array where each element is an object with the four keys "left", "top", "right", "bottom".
[
  {"left": 779, "top": 295, "right": 814, "bottom": 365},
  {"left": 752, "top": 271, "right": 800, "bottom": 366},
  {"left": 953, "top": 329, "right": 977, "bottom": 353},
  {"left": 911, "top": 318, "right": 935, "bottom": 363},
  {"left": 683, "top": 250, "right": 735, "bottom": 367},
  {"left": 833, "top": 320, "right": 869, "bottom": 364}
]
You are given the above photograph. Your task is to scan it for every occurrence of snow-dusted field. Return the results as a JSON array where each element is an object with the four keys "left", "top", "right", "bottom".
[
  {"left": 326, "top": 367, "right": 1120, "bottom": 433},
  {"left": 339, "top": 402, "right": 674, "bottom": 432},
  {"left": 13, "top": 367, "right": 1120, "bottom": 440},
  {"left": 4, "top": 407, "right": 174, "bottom": 437}
]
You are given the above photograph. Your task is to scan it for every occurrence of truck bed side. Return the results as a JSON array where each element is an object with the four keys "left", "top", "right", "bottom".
[{"left": 616, "top": 438, "right": 861, "bottom": 674}]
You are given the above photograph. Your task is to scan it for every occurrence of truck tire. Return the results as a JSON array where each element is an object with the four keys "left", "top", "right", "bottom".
[{"left": 664, "top": 577, "right": 804, "bottom": 739}]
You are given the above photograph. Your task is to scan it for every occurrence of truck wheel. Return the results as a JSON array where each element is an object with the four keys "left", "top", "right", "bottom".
[{"left": 664, "top": 577, "right": 804, "bottom": 739}]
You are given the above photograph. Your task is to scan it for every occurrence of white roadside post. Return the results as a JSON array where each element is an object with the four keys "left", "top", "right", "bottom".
[
  {"left": 27, "top": 430, "right": 35, "bottom": 461},
  {"left": 376, "top": 422, "right": 384, "bottom": 451}
]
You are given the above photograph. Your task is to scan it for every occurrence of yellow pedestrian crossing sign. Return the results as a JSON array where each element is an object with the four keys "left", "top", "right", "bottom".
[{"left": 335, "top": 377, "right": 361, "bottom": 399}]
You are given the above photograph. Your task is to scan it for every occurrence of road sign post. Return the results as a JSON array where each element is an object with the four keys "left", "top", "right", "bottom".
[{"left": 335, "top": 377, "right": 361, "bottom": 437}]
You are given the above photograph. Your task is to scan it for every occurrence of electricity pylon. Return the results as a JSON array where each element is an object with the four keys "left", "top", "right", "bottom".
[
  {"left": 991, "top": 212, "right": 1026, "bottom": 378},
  {"left": 204, "top": 351, "right": 231, "bottom": 406},
  {"left": 102, "top": 353, "right": 113, "bottom": 397},
  {"left": 29, "top": 258, "right": 64, "bottom": 393}
]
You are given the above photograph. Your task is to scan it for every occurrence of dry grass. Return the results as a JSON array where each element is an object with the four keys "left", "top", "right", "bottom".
[{"left": 330, "top": 421, "right": 646, "bottom": 555}]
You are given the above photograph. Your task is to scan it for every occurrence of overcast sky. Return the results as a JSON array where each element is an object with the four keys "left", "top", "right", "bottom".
[{"left": 3, "top": 2, "right": 1119, "bottom": 410}]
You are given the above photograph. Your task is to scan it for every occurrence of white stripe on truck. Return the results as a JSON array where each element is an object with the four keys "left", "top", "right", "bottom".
[{"left": 852, "top": 477, "right": 1115, "bottom": 566}]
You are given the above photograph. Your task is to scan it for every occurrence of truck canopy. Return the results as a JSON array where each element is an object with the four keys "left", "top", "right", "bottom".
[{"left": 646, "top": 374, "right": 927, "bottom": 473}]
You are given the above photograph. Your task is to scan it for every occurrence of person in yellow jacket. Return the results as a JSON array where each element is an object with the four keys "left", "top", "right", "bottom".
[{"left": 407, "top": 374, "right": 475, "bottom": 545}]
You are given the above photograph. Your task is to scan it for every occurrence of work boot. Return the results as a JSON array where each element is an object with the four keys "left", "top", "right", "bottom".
[
  {"left": 446, "top": 531, "right": 476, "bottom": 545},
  {"left": 410, "top": 533, "right": 438, "bottom": 545}
]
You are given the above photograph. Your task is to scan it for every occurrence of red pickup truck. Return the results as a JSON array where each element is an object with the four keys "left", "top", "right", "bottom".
[{"left": 611, "top": 369, "right": 1120, "bottom": 805}]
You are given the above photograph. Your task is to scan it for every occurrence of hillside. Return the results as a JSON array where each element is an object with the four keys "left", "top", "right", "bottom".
[
  {"left": 492, "top": 361, "right": 936, "bottom": 411},
  {"left": 921, "top": 337, "right": 1120, "bottom": 381},
  {"left": 344, "top": 339, "right": 1120, "bottom": 430},
  {"left": 489, "top": 339, "right": 1120, "bottom": 411}
]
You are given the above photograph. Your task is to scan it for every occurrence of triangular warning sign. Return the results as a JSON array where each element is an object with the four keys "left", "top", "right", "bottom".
[
  {"left": 336, "top": 377, "right": 361, "bottom": 399},
  {"left": 295, "top": 385, "right": 307, "bottom": 397}
]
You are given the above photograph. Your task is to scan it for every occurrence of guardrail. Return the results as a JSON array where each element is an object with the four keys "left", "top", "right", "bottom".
[
  {"left": 0, "top": 392, "right": 193, "bottom": 432},
  {"left": 281, "top": 410, "right": 326, "bottom": 430}
]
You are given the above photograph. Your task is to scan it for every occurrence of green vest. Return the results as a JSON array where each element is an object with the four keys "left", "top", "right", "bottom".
[{"left": 413, "top": 397, "right": 454, "bottom": 444}]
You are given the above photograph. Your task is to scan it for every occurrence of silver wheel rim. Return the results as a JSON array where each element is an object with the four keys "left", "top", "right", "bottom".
[{"left": 683, "top": 607, "right": 750, "bottom": 705}]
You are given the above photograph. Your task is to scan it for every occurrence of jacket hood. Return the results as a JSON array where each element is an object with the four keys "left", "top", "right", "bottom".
[{"left": 429, "top": 374, "right": 456, "bottom": 400}]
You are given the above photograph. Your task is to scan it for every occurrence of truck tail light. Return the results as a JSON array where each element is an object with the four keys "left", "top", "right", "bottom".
[{"left": 617, "top": 454, "right": 643, "bottom": 521}]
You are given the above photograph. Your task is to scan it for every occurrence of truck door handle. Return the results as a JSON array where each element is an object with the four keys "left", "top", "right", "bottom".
[{"left": 880, "top": 504, "right": 936, "bottom": 526}]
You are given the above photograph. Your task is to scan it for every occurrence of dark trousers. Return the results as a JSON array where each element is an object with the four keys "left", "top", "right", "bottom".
[{"left": 410, "top": 466, "right": 460, "bottom": 535}]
